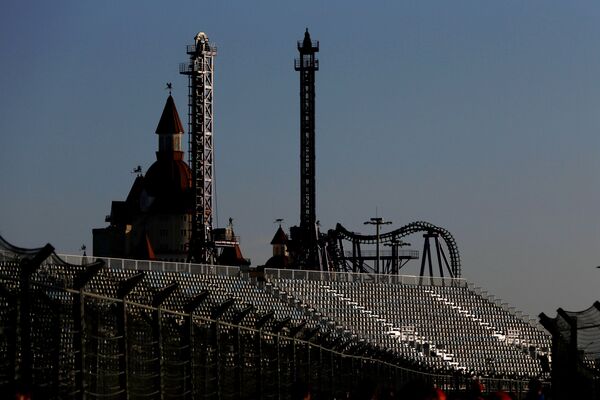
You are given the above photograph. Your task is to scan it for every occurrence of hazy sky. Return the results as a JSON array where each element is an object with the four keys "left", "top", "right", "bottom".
[{"left": 1, "top": 1, "right": 599, "bottom": 318}]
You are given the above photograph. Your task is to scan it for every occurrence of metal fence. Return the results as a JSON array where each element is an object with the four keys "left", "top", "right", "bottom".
[
  {"left": 0, "top": 245, "right": 541, "bottom": 399},
  {"left": 0, "top": 277, "right": 536, "bottom": 399}
]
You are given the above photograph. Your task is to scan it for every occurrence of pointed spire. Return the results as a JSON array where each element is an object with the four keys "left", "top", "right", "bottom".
[
  {"left": 302, "top": 28, "right": 312, "bottom": 49},
  {"left": 271, "top": 226, "right": 288, "bottom": 245},
  {"left": 155, "top": 95, "right": 184, "bottom": 135}
]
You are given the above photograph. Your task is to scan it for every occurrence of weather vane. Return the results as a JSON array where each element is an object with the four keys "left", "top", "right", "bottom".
[
  {"left": 132, "top": 165, "right": 143, "bottom": 176},
  {"left": 166, "top": 82, "right": 173, "bottom": 95}
]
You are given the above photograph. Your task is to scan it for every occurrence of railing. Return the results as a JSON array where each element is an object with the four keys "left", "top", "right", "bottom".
[
  {"left": 297, "top": 40, "right": 319, "bottom": 49},
  {"left": 264, "top": 267, "right": 469, "bottom": 287},
  {"left": 294, "top": 58, "right": 319, "bottom": 70},
  {"left": 186, "top": 44, "right": 217, "bottom": 54},
  {"left": 213, "top": 233, "right": 240, "bottom": 244},
  {"left": 50, "top": 252, "right": 243, "bottom": 277}
]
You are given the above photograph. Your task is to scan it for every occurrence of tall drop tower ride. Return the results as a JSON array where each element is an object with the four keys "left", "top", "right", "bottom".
[
  {"left": 296, "top": 29, "right": 319, "bottom": 231},
  {"left": 180, "top": 33, "right": 217, "bottom": 264},
  {"left": 293, "top": 29, "right": 321, "bottom": 269}
]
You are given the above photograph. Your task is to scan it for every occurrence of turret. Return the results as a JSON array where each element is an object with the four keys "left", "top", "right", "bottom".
[
  {"left": 155, "top": 95, "right": 185, "bottom": 161},
  {"left": 271, "top": 226, "right": 289, "bottom": 257}
]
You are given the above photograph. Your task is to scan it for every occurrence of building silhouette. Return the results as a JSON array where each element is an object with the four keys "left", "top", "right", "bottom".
[{"left": 93, "top": 95, "right": 192, "bottom": 261}]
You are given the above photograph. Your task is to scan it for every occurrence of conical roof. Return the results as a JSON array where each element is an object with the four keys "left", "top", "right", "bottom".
[
  {"left": 218, "top": 244, "right": 251, "bottom": 267},
  {"left": 270, "top": 226, "right": 288, "bottom": 245},
  {"left": 155, "top": 95, "right": 184, "bottom": 135}
]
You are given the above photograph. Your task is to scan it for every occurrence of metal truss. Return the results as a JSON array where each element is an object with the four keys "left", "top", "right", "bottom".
[
  {"left": 326, "top": 221, "right": 462, "bottom": 278},
  {"left": 180, "top": 33, "right": 217, "bottom": 264}
]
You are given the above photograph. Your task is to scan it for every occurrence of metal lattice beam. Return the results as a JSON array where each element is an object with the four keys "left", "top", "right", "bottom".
[
  {"left": 181, "top": 32, "right": 217, "bottom": 264},
  {"left": 329, "top": 221, "right": 462, "bottom": 277}
]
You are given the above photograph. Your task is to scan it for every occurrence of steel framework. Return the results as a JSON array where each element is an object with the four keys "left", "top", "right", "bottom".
[
  {"left": 326, "top": 221, "right": 461, "bottom": 278},
  {"left": 180, "top": 32, "right": 217, "bottom": 264}
]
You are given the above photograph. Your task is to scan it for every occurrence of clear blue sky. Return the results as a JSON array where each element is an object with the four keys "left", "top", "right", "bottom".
[{"left": 1, "top": 0, "right": 599, "bottom": 318}]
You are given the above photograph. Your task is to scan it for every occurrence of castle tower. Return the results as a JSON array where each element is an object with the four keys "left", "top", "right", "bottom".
[
  {"left": 93, "top": 94, "right": 192, "bottom": 261},
  {"left": 180, "top": 32, "right": 217, "bottom": 264},
  {"left": 155, "top": 95, "right": 185, "bottom": 160}
]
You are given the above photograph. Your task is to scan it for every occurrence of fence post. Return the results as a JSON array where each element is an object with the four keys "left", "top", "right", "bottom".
[
  {"left": 15, "top": 243, "right": 53, "bottom": 399},
  {"left": 1, "top": 286, "right": 17, "bottom": 398},
  {"left": 73, "top": 261, "right": 104, "bottom": 400},
  {"left": 151, "top": 283, "right": 178, "bottom": 399},
  {"left": 307, "top": 343, "right": 311, "bottom": 389},
  {"left": 183, "top": 291, "right": 208, "bottom": 399},
  {"left": 116, "top": 272, "right": 145, "bottom": 400}
]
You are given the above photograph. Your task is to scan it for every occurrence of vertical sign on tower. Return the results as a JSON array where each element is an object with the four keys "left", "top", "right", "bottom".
[{"left": 180, "top": 32, "right": 217, "bottom": 264}]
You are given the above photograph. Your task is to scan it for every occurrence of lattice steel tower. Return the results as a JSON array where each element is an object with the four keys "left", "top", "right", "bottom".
[
  {"left": 295, "top": 29, "right": 319, "bottom": 231},
  {"left": 180, "top": 32, "right": 217, "bottom": 264}
]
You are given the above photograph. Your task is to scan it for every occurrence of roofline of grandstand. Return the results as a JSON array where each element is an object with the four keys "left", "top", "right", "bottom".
[{"left": 50, "top": 253, "right": 471, "bottom": 286}]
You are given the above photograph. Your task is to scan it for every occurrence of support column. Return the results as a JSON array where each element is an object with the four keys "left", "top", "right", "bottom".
[
  {"left": 182, "top": 291, "right": 209, "bottom": 400},
  {"left": 151, "top": 283, "right": 178, "bottom": 399},
  {"left": 15, "top": 243, "right": 54, "bottom": 399},
  {"left": 115, "top": 272, "right": 145, "bottom": 400},
  {"left": 73, "top": 261, "right": 104, "bottom": 400}
]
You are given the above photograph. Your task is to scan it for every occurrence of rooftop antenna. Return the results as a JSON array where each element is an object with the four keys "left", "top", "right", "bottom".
[{"left": 364, "top": 216, "right": 392, "bottom": 274}]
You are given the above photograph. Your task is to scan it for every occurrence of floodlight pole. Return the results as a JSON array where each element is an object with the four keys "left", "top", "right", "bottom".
[{"left": 364, "top": 217, "right": 392, "bottom": 274}]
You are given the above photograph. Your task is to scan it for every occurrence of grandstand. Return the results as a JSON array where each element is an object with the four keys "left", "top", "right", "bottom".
[{"left": 0, "top": 235, "right": 550, "bottom": 399}]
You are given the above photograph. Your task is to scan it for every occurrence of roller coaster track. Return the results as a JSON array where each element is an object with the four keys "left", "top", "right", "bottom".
[{"left": 327, "top": 221, "right": 461, "bottom": 277}]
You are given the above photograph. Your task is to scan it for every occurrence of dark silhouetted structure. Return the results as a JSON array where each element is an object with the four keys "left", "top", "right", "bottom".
[
  {"left": 93, "top": 94, "right": 193, "bottom": 261},
  {"left": 180, "top": 32, "right": 218, "bottom": 264},
  {"left": 325, "top": 221, "right": 460, "bottom": 277},
  {"left": 289, "top": 29, "right": 323, "bottom": 270},
  {"left": 296, "top": 29, "right": 319, "bottom": 233},
  {"left": 540, "top": 302, "right": 600, "bottom": 399}
]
